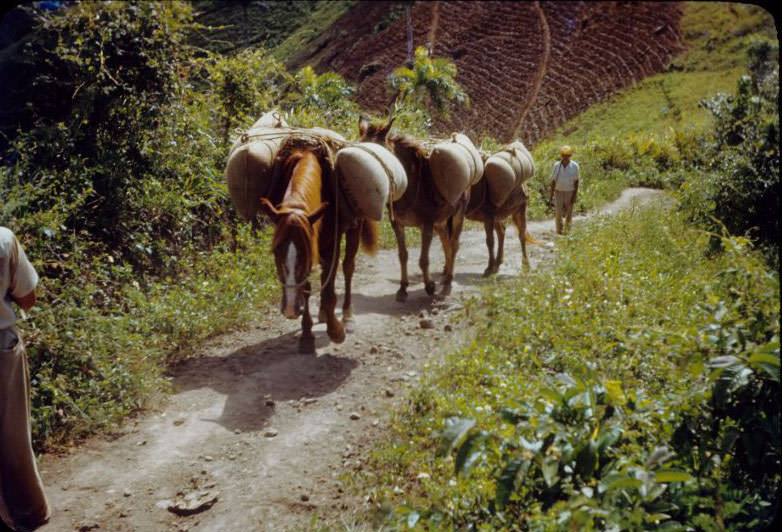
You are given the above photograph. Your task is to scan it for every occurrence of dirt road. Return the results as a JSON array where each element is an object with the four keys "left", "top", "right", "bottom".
[{"left": 36, "top": 188, "right": 664, "bottom": 532}]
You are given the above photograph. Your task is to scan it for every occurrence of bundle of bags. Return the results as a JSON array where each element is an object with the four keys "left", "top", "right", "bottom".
[
  {"left": 225, "top": 111, "right": 406, "bottom": 222},
  {"left": 483, "top": 141, "right": 535, "bottom": 206}
]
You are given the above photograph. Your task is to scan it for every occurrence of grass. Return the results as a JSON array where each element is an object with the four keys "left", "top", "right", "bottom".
[
  {"left": 351, "top": 204, "right": 779, "bottom": 529},
  {"left": 273, "top": 1, "right": 355, "bottom": 64},
  {"left": 27, "top": 225, "right": 277, "bottom": 449}
]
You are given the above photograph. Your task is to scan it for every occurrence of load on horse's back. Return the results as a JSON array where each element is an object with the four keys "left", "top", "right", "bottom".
[
  {"left": 225, "top": 110, "right": 290, "bottom": 221},
  {"left": 224, "top": 111, "right": 350, "bottom": 221},
  {"left": 467, "top": 139, "right": 538, "bottom": 275}
]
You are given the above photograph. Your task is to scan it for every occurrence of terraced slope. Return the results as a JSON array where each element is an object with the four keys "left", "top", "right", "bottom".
[{"left": 287, "top": 1, "right": 685, "bottom": 144}]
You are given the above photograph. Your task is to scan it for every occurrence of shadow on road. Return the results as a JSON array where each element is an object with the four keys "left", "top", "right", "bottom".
[{"left": 166, "top": 331, "right": 358, "bottom": 433}]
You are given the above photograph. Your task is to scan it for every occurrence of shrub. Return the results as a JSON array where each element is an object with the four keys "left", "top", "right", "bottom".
[{"left": 679, "top": 39, "right": 780, "bottom": 263}]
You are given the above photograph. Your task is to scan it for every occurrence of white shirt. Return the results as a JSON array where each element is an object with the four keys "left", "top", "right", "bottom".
[
  {"left": 1, "top": 227, "right": 39, "bottom": 329},
  {"left": 552, "top": 160, "right": 580, "bottom": 191}
]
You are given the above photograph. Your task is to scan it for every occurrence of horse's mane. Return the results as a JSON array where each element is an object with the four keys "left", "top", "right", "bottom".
[{"left": 271, "top": 147, "right": 328, "bottom": 263}]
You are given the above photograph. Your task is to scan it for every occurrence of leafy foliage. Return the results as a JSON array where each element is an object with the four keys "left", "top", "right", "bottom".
[
  {"left": 359, "top": 207, "right": 779, "bottom": 530},
  {"left": 679, "top": 38, "right": 780, "bottom": 262},
  {"left": 389, "top": 46, "right": 469, "bottom": 119},
  {"left": 0, "top": 1, "right": 369, "bottom": 449}
]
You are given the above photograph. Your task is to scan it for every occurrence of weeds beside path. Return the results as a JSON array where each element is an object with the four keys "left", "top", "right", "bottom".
[{"left": 35, "top": 188, "right": 667, "bottom": 532}]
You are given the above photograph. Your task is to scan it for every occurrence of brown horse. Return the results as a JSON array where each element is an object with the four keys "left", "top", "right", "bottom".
[
  {"left": 260, "top": 144, "right": 378, "bottom": 353},
  {"left": 466, "top": 177, "right": 537, "bottom": 275},
  {"left": 358, "top": 117, "right": 468, "bottom": 301}
]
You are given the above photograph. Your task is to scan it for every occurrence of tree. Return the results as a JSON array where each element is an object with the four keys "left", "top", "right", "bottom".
[{"left": 388, "top": 46, "right": 468, "bottom": 119}]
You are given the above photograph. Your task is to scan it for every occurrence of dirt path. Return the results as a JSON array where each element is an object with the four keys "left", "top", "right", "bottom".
[{"left": 36, "top": 188, "right": 665, "bottom": 532}]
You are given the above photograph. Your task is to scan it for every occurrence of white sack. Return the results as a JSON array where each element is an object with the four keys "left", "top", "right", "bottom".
[
  {"left": 336, "top": 142, "right": 408, "bottom": 221},
  {"left": 429, "top": 133, "right": 484, "bottom": 205},
  {"left": 483, "top": 141, "right": 535, "bottom": 206}
]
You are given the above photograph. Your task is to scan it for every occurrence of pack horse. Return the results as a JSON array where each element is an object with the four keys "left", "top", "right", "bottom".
[{"left": 260, "top": 137, "right": 379, "bottom": 353}]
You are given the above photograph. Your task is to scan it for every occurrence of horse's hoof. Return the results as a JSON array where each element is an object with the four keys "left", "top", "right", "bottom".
[
  {"left": 343, "top": 317, "right": 356, "bottom": 334},
  {"left": 482, "top": 267, "right": 494, "bottom": 278},
  {"left": 395, "top": 288, "right": 408, "bottom": 303},
  {"left": 328, "top": 323, "right": 346, "bottom": 344},
  {"left": 439, "top": 283, "right": 452, "bottom": 297},
  {"left": 298, "top": 336, "right": 316, "bottom": 354},
  {"left": 522, "top": 261, "right": 531, "bottom": 272},
  {"left": 425, "top": 281, "right": 436, "bottom": 296}
]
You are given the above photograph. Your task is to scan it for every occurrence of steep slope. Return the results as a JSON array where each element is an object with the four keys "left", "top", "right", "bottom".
[{"left": 287, "top": 1, "right": 686, "bottom": 144}]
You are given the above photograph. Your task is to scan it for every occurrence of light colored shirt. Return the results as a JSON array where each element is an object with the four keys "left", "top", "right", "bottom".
[
  {"left": 551, "top": 160, "right": 580, "bottom": 191},
  {"left": 1, "top": 227, "right": 39, "bottom": 330}
]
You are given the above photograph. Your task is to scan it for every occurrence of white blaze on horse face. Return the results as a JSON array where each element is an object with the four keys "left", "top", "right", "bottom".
[{"left": 283, "top": 242, "right": 298, "bottom": 318}]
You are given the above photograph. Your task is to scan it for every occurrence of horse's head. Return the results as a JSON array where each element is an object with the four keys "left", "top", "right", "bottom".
[
  {"left": 358, "top": 116, "right": 395, "bottom": 145},
  {"left": 260, "top": 198, "right": 328, "bottom": 319}
]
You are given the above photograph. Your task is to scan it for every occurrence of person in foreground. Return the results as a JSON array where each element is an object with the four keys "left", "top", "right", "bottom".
[{"left": 0, "top": 227, "right": 50, "bottom": 532}]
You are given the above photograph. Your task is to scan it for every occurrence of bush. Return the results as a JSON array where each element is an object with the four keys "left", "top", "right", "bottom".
[
  {"left": 358, "top": 206, "right": 779, "bottom": 530},
  {"left": 679, "top": 39, "right": 780, "bottom": 263}
]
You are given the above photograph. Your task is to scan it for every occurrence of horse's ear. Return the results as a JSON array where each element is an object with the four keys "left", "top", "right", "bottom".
[
  {"left": 260, "top": 198, "right": 281, "bottom": 221},
  {"left": 384, "top": 116, "right": 395, "bottom": 132},
  {"left": 307, "top": 202, "right": 329, "bottom": 226},
  {"left": 358, "top": 116, "right": 369, "bottom": 137}
]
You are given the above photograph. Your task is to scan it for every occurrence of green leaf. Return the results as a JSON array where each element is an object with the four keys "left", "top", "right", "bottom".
[
  {"left": 575, "top": 440, "right": 598, "bottom": 479},
  {"left": 604, "top": 475, "right": 643, "bottom": 492},
  {"left": 454, "top": 431, "right": 489, "bottom": 476},
  {"left": 748, "top": 341, "right": 780, "bottom": 381},
  {"left": 597, "top": 425, "right": 622, "bottom": 457},
  {"left": 708, "top": 355, "right": 741, "bottom": 368},
  {"left": 654, "top": 470, "right": 693, "bottom": 483},
  {"left": 436, "top": 417, "right": 475, "bottom": 457},
  {"left": 542, "top": 458, "right": 559, "bottom": 488},
  {"left": 500, "top": 407, "right": 529, "bottom": 425},
  {"left": 495, "top": 456, "right": 527, "bottom": 509}
]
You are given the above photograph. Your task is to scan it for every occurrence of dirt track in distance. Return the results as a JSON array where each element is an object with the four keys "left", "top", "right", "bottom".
[{"left": 36, "top": 188, "right": 665, "bottom": 532}]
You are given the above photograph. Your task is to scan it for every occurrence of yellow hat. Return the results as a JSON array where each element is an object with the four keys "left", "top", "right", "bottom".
[{"left": 560, "top": 145, "right": 573, "bottom": 156}]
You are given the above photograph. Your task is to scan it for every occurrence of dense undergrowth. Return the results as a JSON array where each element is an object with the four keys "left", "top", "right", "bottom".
[{"left": 356, "top": 205, "right": 779, "bottom": 531}]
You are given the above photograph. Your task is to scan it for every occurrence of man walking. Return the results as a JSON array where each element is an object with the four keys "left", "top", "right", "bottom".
[
  {"left": 549, "top": 145, "right": 580, "bottom": 234},
  {"left": 1, "top": 226, "right": 50, "bottom": 531}
]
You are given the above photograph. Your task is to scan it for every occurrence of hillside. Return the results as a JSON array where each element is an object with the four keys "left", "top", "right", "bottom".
[
  {"left": 190, "top": 1, "right": 685, "bottom": 144},
  {"left": 286, "top": 1, "right": 686, "bottom": 144}
]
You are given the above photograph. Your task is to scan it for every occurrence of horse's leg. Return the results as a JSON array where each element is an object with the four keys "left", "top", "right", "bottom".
[
  {"left": 299, "top": 281, "right": 315, "bottom": 353},
  {"left": 482, "top": 220, "right": 495, "bottom": 277},
  {"left": 435, "top": 224, "right": 452, "bottom": 285},
  {"left": 439, "top": 209, "right": 464, "bottom": 296},
  {"left": 513, "top": 207, "right": 530, "bottom": 271},
  {"left": 341, "top": 223, "right": 361, "bottom": 334},
  {"left": 392, "top": 219, "right": 409, "bottom": 302},
  {"left": 320, "top": 233, "right": 345, "bottom": 343},
  {"left": 420, "top": 222, "right": 436, "bottom": 296},
  {"left": 494, "top": 220, "right": 506, "bottom": 274}
]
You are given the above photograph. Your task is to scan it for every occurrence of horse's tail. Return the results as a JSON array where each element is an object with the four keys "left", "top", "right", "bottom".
[
  {"left": 525, "top": 231, "right": 542, "bottom": 245},
  {"left": 360, "top": 218, "right": 380, "bottom": 256}
]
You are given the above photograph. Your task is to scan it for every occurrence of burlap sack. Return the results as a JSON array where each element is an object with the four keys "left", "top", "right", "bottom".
[
  {"left": 428, "top": 133, "right": 484, "bottom": 205},
  {"left": 225, "top": 111, "right": 290, "bottom": 220},
  {"left": 484, "top": 140, "right": 535, "bottom": 206},
  {"left": 336, "top": 142, "right": 407, "bottom": 221}
]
